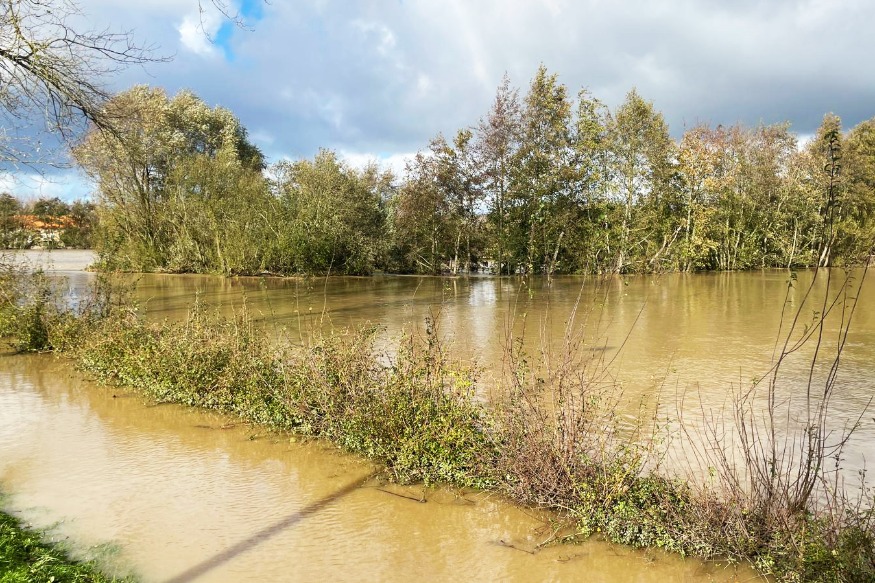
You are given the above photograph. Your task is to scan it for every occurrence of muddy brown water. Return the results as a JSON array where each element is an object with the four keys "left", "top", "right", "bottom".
[{"left": 4, "top": 249, "right": 873, "bottom": 581}]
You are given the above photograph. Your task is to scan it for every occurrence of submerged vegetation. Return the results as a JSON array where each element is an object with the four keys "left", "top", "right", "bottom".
[
  {"left": 0, "top": 507, "right": 131, "bottom": 583},
  {"left": 1, "top": 257, "right": 872, "bottom": 581}
]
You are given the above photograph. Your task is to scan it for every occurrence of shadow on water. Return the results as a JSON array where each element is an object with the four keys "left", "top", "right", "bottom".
[{"left": 163, "top": 472, "right": 376, "bottom": 583}]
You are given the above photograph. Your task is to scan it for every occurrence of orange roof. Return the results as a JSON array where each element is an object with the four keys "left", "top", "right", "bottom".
[{"left": 13, "top": 214, "right": 76, "bottom": 230}]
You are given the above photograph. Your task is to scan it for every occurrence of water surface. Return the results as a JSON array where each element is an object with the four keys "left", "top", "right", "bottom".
[{"left": 3, "top": 250, "right": 872, "bottom": 581}]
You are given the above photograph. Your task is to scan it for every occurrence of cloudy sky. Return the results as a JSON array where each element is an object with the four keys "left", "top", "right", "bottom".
[{"left": 10, "top": 0, "right": 875, "bottom": 200}]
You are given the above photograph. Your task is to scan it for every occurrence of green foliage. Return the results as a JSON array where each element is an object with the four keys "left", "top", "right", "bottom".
[
  {"left": 506, "top": 65, "right": 575, "bottom": 274},
  {"left": 305, "top": 323, "right": 495, "bottom": 486},
  {"left": 388, "top": 71, "right": 874, "bottom": 275},
  {"left": 71, "top": 73, "right": 874, "bottom": 276},
  {"left": 267, "top": 150, "right": 391, "bottom": 275},
  {"left": 73, "top": 86, "right": 267, "bottom": 273},
  {"left": 0, "top": 194, "right": 96, "bottom": 250},
  {"left": 0, "top": 509, "right": 132, "bottom": 583},
  {"left": 0, "top": 257, "right": 126, "bottom": 352},
  {"left": 71, "top": 303, "right": 494, "bottom": 487},
  {"left": 32, "top": 197, "right": 71, "bottom": 220},
  {"left": 59, "top": 201, "right": 98, "bottom": 249},
  {"left": 0, "top": 259, "right": 54, "bottom": 351}
]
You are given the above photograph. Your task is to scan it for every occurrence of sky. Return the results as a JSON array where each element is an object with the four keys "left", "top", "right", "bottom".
[{"left": 8, "top": 0, "right": 875, "bottom": 201}]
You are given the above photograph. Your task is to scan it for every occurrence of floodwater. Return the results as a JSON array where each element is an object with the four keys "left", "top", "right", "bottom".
[
  {"left": 4, "top": 249, "right": 873, "bottom": 581},
  {"left": 0, "top": 353, "right": 747, "bottom": 582}
]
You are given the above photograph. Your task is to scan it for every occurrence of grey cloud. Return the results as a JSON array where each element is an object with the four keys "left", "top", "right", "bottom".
[{"left": 76, "top": 0, "right": 875, "bottom": 159}]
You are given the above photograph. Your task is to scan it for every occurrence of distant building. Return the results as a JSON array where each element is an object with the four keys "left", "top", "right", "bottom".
[{"left": 11, "top": 215, "right": 76, "bottom": 248}]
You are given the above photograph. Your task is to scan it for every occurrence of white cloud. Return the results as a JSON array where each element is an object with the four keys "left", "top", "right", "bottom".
[
  {"left": 177, "top": 5, "right": 223, "bottom": 57},
  {"left": 352, "top": 20, "right": 397, "bottom": 56},
  {"left": 0, "top": 172, "right": 93, "bottom": 202},
  {"left": 339, "top": 150, "right": 413, "bottom": 178},
  {"left": 178, "top": 15, "right": 215, "bottom": 57}
]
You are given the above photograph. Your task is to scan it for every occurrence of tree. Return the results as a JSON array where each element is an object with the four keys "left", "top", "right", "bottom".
[
  {"left": 391, "top": 147, "right": 454, "bottom": 274},
  {"left": 476, "top": 74, "right": 521, "bottom": 275},
  {"left": 31, "top": 196, "right": 69, "bottom": 218},
  {"left": 565, "top": 89, "right": 611, "bottom": 272},
  {"left": 843, "top": 117, "right": 875, "bottom": 260},
  {"left": 0, "top": 192, "right": 22, "bottom": 247},
  {"left": 0, "top": 0, "right": 160, "bottom": 167},
  {"left": 508, "top": 65, "right": 575, "bottom": 275},
  {"left": 73, "top": 85, "right": 265, "bottom": 271},
  {"left": 0, "top": 192, "right": 20, "bottom": 217},
  {"left": 431, "top": 130, "right": 484, "bottom": 273},
  {"left": 270, "top": 150, "right": 390, "bottom": 275},
  {"left": 814, "top": 114, "right": 844, "bottom": 267},
  {"left": 58, "top": 198, "right": 96, "bottom": 248},
  {"left": 607, "top": 89, "right": 676, "bottom": 272},
  {"left": 677, "top": 124, "right": 724, "bottom": 270}
]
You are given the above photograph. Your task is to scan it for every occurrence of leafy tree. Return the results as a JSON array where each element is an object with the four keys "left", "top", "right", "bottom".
[
  {"left": 431, "top": 130, "right": 484, "bottom": 273},
  {"left": 677, "top": 124, "right": 725, "bottom": 270},
  {"left": 843, "top": 117, "right": 875, "bottom": 260},
  {"left": 270, "top": 150, "right": 390, "bottom": 275},
  {"left": 0, "top": 192, "right": 23, "bottom": 247},
  {"left": 0, "top": 192, "right": 20, "bottom": 217},
  {"left": 163, "top": 153, "right": 270, "bottom": 273},
  {"left": 73, "top": 85, "right": 265, "bottom": 271},
  {"left": 566, "top": 89, "right": 611, "bottom": 272},
  {"left": 390, "top": 146, "right": 454, "bottom": 274},
  {"left": 607, "top": 89, "right": 676, "bottom": 272},
  {"left": 57, "top": 199, "right": 96, "bottom": 248},
  {"left": 475, "top": 74, "right": 521, "bottom": 274},
  {"left": 32, "top": 196, "right": 70, "bottom": 219},
  {"left": 507, "top": 65, "right": 574, "bottom": 274}
]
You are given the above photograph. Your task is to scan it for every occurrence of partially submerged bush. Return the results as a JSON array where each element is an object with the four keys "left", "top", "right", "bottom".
[
  {"left": 0, "top": 255, "right": 129, "bottom": 352},
  {"left": 72, "top": 305, "right": 495, "bottom": 487},
  {"left": 0, "top": 256, "right": 57, "bottom": 351}
]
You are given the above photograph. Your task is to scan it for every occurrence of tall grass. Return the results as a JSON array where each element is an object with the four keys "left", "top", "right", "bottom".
[{"left": 2, "top": 260, "right": 873, "bottom": 581}]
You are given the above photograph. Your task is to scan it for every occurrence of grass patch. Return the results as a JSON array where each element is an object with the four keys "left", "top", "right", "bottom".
[{"left": 0, "top": 509, "right": 132, "bottom": 583}]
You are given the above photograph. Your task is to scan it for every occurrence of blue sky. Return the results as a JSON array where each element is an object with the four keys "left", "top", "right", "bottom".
[{"left": 8, "top": 0, "right": 875, "bottom": 201}]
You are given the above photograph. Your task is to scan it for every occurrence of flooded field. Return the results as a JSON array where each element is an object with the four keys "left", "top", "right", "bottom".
[{"left": 4, "top": 250, "right": 872, "bottom": 580}]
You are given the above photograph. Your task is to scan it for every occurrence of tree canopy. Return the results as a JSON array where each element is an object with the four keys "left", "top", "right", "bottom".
[{"left": 69, "top": 69, "right": 875, "bottom": 276}]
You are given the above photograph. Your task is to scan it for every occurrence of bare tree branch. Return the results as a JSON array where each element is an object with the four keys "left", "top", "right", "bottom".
[{"left": 0, "top": 0, "right": 167, "bottom": 168}]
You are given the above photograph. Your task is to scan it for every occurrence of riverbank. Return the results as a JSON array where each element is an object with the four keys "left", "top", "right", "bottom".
[
  {"left": 2, "top": 260, "right": 873, "bottom": 582},
  {"left": 0, "top": 507, "right": 130, "bottom": 582}
]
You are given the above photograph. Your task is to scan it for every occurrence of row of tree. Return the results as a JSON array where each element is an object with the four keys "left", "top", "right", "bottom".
[
  {"left": 396, "top": 68, "right": 874, "bottom": 274},
  {"left": 75, "top": 69, "right": 875, "bottom": 275}
]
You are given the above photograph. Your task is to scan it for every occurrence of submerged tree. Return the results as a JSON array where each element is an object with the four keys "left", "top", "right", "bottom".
[
  {"left": 73, "top": 86, "right": 266, "bottom": 272},
  {"left": 508, "top": 65, "right": 575, "bottom": 275},
  {"left": 476, "top": 74, "right": 521, "bottom": 275},
  {"left": 842, "top": 116, "right": 875, "bottom": 260},
  {"left": 270, "top": 150, "right": 390, "bottom": 275},
  {"left": 607, "top": 89, "right": 676, "bottom": 272},
  {"left": 391, "top": 146, "right": 454, "bottom": 274}
]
